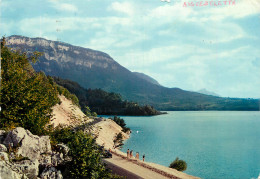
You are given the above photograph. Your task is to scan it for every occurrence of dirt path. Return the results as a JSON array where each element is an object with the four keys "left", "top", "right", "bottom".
[{"left": 103, "top": 154, "right": 172, "bottom": 179}]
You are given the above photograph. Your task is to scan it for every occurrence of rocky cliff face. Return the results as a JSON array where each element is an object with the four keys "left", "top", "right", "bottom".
[
  {"left": 6, "top": 35, "right": 120, "bottom": 71},
  {"left": 6, "top": 35, "right": 138, "bottom": 92},
  {"left": 0, "top": 127, "right": 67, "bottom": 179}
]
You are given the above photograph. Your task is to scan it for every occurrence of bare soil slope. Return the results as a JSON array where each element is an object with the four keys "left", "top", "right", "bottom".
[{"left": 51, "top": 95, "right": 88, "bottom": 127}]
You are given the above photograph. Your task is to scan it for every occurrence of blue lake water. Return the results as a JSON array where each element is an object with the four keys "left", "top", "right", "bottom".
[{"left": 111, "top": 111, "right": 260, "bottom": 179}]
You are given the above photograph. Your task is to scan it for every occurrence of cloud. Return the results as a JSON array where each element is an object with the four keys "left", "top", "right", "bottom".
[
  {"left": 48, "top": 0, "right": 78, "bottom": 12},
  {"left": 108, "top": 2, "right": 135, "bottom": 16},
  {"left": 59, "top": 3, "right": 78, "bottom": 12},
  {"left": 149, "top": 2, "right": 195, "bottom": 22},
  {"left": 0, "top": 0, "right": 9, "bottom": 7},
  {"left": 200, "top": 22, "right": 246, "bottom": 43},
  {"left": 154, "top": 44, "right": 260, "bottom": 97},
  {"left": 201, "top": 0, "right": 260, "bottom": 21},
  {"left": 148, "top": 0, "right": 260, "bottom": 24}
]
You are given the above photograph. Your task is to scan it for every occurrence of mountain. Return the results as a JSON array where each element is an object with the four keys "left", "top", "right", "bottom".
[
  {"left": 6, "top": 35, "right": 259, "bottom": 111},
  {"left": 133, "top": 72, "right": 161, "bottom": 86},
  {"left": 197, "top": 88, "right": 220, "bottom": 97}
]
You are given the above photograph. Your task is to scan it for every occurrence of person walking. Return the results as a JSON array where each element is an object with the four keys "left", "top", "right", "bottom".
[
  {"left": 142, "top": 154, "right": 145, "bottom": 162},
  {"left": 136, "top": 152, "right": 139, "bottom": 159},
  {"left": 130, "top": 150, "right": 133, "bottom": 158},
  {"left": 127, "top": 149, "right": 130, "bottom": 158}
]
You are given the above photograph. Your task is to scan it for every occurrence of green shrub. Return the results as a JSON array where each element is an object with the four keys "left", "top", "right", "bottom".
[
  {"left": 55, "top": 84, "right": 80, "bottom": 106},
  {"left": 50, "top": 126, "right": 114, "bottom": 178},
  {"left": 169, "top": 157, "right": 187, "bottom": 171}
]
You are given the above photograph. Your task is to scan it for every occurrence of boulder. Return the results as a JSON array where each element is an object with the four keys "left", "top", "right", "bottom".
[
  {"left": 0, "top": 144, "right": 7, "bottom": 152},
  {"left": 3, "top": 127, "right": 51, "bottom": 160},
  {"left": 13, "top": 159, "right": 39, "bottom": 179},
  {"left": 40, "top": 166, "right": 63, "bottom": 179},
  {"left": 0, "top": 161, "right": 28, "bottom": 179},
  {"left": 39, "top": 154, "right": 52, "bottom": 165},
  {"left": 51, "top": 153, "right": 64, "bottom": 166},
  {"left": 56, "top": 144, "right": 69, "bottom": 156},
  {"left": 0, "top": 152, "right": 9, "bottom": 161}
]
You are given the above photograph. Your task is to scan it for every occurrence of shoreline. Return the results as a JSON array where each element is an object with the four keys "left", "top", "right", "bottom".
[
  {"left": 94, "top": 118, "right": 199, "bottom": 179},
  {"left": 110, "top": 150, "right": 180, "bottom": 179},
  {"left": 105, "top": 148, "right": 199, "bottom": 179}
]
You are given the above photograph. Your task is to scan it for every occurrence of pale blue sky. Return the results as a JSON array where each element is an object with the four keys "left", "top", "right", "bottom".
[{"left": 1, "top": 0, "right": 260, "bottom": 98}]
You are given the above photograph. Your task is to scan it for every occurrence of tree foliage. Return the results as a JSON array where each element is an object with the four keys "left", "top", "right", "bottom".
[
  {"left": 50, "top": 126, "right": 117, "bottom": 179},
  {"left": 113, "top": 132, "right": 124, "bottom": 149},
  {"left": 56, "top": 84, "right": 79, "bottom": 106},
  {"left": 169, "top": 157, "right": 187, "bottom": 171},
  {"left": 0, "top": 38, "right": 59, "bottom": 134},
  {"left": 110, "top": 116, "right": 130, "bottom": 133},
  {"left": 84, "top": 106, "right": 97, "bottom": 117}
]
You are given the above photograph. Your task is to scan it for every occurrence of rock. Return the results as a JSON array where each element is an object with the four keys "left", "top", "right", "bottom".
[
  {"left": 8, "top": 152, "right": 16, "bottom": 161},
  {"left": 0, "top": 152, "right": 9, "bottom": 161},
  {"left": 40, "top": 166, "right": 63, "bottom": 179},
  {"left": 3, "top": 127, "right": 51, "bottom": 160},
  {"left": 51, "top": 153, "right": 63, "bottom": 166},
  {"left": 39, "top": 136, "right": 52, "bottom": 154},
  {"left": 0, "top": 144, "right": 7, "bottom": 152},
  {"left": 0, "top": 161, "right": 28, "bottom": 179},
  {"left": 14, "top": 159, "right": 39, "bottom": 179},
  {"left": 39, "top": 154, "right": 52, "bottom": 165},
  {"left": 0, "top": 130, "right": 6, "bottom": 143},
  {"left": 56, "top": 144, "right": 69, "bottom": 156},
  {"left": 0, "top": 128, "right": 65, "bottom": 179}
]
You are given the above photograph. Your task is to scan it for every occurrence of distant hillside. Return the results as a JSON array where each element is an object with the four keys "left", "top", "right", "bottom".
[
  {"left": 197, "top": 88, "right": 220, "bottom": 97},
  {"left": 6, "top": 35, "right": 259, "bottom": 111},
  {"left": 53, "top": 77, "right": 162, "bottom": 116},
  {"left": 133, "top": 72, "right": 161, "bottom": 86}
]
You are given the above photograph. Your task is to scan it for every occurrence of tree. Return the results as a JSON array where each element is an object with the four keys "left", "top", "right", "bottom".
[
  {"left": 84, "top": 106, "right": 97, "bottom": 117},
  {"left": 169, "top": 157, "right": 187, "bottom": 171},
  {"left": 0, "top": 38, "right": 59, "bottom": 135},
  {"left": 113, "top": 132, "right": 124, "bottom": 149}
]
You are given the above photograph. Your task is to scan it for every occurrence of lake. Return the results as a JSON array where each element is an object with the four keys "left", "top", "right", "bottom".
[{"left": 117, "top": 111, "right": 260, "bottom": 179}]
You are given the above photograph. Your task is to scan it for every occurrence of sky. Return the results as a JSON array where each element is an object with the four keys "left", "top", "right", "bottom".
[{"left": 1, "top": 0, "right": 260, "bottom": 98}]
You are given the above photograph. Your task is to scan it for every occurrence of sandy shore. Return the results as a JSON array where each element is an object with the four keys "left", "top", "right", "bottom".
[
  {"left": 104, "top": 150, "right": 199, "bottom": 179},
  {"left": 93, "top": 118, "right": 129, "bottom": 149}
]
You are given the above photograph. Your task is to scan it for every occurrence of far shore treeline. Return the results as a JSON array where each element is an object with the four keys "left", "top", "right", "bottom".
[{"left": 53, "top": 76, "right": 163, "bottom": 116}]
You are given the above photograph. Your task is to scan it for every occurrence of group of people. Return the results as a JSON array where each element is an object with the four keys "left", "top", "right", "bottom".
[{"left": 127, "top": 149, "right": 145, "bottom": 161}]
